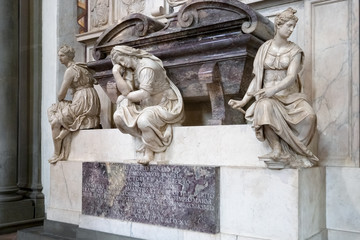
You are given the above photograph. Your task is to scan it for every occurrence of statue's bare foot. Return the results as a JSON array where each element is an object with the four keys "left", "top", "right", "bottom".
[
  {"left": 137, "top": 148, "right": 154, "bottom": 166},
  {"left": 278, "top": 152, "right": 291, "bottom": 160},
  {"left": 48, "top": 154, "right": 60, "bottom": 164},
  {"left": 259, "top": 150, "right": 282, "bottom": 160}
]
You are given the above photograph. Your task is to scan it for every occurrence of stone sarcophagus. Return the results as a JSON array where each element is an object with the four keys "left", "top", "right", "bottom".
[{"left": 88, "top": 0, "right": 274, "bottom": 125}]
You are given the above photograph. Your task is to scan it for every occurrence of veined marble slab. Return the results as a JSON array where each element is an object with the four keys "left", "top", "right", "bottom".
[{"left": 82, "top": 163, "right": 220, "bottom": 233}]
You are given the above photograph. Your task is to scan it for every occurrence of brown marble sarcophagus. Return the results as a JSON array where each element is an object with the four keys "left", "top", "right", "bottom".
[{"left": 88, "top": 0, "right": 274, "bottom": 125}]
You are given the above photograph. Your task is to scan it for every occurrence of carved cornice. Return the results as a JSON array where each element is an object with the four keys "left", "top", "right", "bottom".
[
  {"left": 177, "top": 0, "right": 273, "bottom": 40},
  {"left": 92, "top": 0, "right": 274, "bottom": 60}
]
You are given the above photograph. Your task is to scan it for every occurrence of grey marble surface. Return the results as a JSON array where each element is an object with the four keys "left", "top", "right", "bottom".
[{"left": 82, "top": 163, "right": 219, "bottom": 233}]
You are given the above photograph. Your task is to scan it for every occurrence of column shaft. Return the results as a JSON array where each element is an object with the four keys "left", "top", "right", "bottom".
[{"left": 0, "top": 0, "right": 22, "bottom": 202}]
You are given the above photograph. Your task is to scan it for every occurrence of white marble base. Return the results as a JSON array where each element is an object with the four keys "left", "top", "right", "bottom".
[
  {"left": 47, "top": 161, "right": 82, "bottom": 225},
  {"left": 77, "top": 167, "right": 326, "bottom": 240},
  {"left": 48, "top": 163, "right": 326, "bottom": 239},
  {"left": 48, "top": 126, "right": 327, "bottom": 240},
  {"left": 68, "top": 125, "right": 270, "bottom": 167},
  {"left": 221, "top": 167, "right": 326, "bottom": 240},
  {"left": 326, "top": 167, "right": 360, "bottom": 234}
]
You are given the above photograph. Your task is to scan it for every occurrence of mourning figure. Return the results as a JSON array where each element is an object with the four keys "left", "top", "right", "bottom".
[
  {"left": 48, "top": 45, "right": 101, "bottom": 164},
  {"left": 111, "top": 46, "right": 184, "bottom": 165},
  {"left": 229, "top": 8, "right": 318, "bottom": 168}
]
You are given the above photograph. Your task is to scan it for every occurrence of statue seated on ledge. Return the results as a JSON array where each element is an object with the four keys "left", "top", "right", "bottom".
[
  {"left": 110, "top": 46, "right": 185, "bottom": 165},
  {"left": 48, "top": 45, "right": 101, "bottom": 164},
  {"left": 229, "top": 8, "right": 318, "bottom": 169}
]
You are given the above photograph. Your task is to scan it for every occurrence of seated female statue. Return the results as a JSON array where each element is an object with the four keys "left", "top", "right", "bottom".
[
  {"left": 48, "top": 45, "right": 101, "bottom": 164},
  {"left": 229, "top": 8, "right": 318, "bottom": 168},
  {"left": 110, "top": 46, "right": 184, "bottom": 165}
]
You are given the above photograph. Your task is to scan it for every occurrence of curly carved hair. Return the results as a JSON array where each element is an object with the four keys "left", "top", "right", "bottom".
[
  {"left": 58, "top": 45, "right": 75, "bottom": 60},
  {"left": 274, "top": 7, "right": 298, "bottom": 33}
]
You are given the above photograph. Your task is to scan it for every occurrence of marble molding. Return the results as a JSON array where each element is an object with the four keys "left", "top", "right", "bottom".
[
  {"left": 82, "top": 163, "right": 220, "bottom": 233},
  {"left": 306, "top": 0, "right": 359, "bottom": 166},
  {"left": 327, "top": 229, "right": 360, "bottom": 240},
  {"left": 79, "top": 215, "right": 270, "bottom": 240}
]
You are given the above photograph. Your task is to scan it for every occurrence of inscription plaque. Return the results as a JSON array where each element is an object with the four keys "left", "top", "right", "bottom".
[{"left": 82, "top": 163, "right": 219, "bottom": 233}]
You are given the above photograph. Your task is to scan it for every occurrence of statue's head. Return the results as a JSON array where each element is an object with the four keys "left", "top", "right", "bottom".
[
  {"left": 110, "top": 46, "right": 139, "bottom": 62},
  {"left": 110, "top": 45, "right": 164, "bottom": 70},
  {"left": 110, "top": 46, "right": 138, "bottom": 70},
  {"left": 274, "top": 8, "right": 298, "bottom": 34},
  {"left": 58, "top": 45, "right": 75, "bottom": 60}
]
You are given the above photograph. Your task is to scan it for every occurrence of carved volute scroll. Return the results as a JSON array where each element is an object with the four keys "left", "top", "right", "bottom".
[
  {"left": 177, "top": 0, "right": 273, "bottom": 41},
  {"left": 93, "top": 14, "right": 165, "bottom": 60}
]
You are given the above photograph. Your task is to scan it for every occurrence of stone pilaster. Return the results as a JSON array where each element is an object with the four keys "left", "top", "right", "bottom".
[{"left": 0, "top": 0, "right": 22, "bottom": 203}]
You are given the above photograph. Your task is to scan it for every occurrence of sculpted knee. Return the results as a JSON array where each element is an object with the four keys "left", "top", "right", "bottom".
[{"left": 137, "top": 113, "right": 152, "bottom": 131}]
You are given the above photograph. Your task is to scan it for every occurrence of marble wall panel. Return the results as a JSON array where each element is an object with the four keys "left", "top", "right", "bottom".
[{"left": 308, "top": 0, "right": 358, "bottom": 166}]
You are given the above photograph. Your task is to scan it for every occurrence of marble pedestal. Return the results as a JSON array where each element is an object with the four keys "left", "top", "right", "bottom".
[{"left": 44, "top": 126, "right": 325, "bottom": 240}]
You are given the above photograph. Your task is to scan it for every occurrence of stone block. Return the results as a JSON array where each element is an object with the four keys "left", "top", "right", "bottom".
[
  {"left": 167, "top": 126, "right": 270, "bottom": 167},
  {"left": 47, "top": 161, "right": 82, "bottom": 225},
  {"left": 326, "top": 167, "right": 360, "bottom": 233},
  {"left": 49, "top": 161, "right": 82, "bottom": 211},
  {"left": 82, "top": 163, "right": 220, "bottom": 233},
  {"left": 68, "top": 126, "right": 271, "bottom": 167},
  {"left": 68, "top": 129, "right": 135, "bottom": 162},
  {"left": 220, "top": 167, "right": 325, "bottom": 240}
]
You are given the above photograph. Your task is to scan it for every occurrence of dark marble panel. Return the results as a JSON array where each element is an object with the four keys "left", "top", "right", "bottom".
[{"left": 82, "top": 163, "right": 220, "bottom": 234}]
